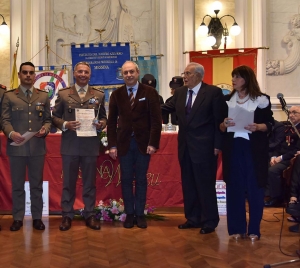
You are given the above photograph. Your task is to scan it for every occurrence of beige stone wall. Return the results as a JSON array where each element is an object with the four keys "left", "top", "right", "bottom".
[{"left": 0, "top": 0, "right": 10, "bottom": 88}]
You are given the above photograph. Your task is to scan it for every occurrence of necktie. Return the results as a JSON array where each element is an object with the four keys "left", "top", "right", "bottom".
[
  {"left": 185, "top": 89, "right": 193, "bottom": 118},
  {"left": 78, "top": 88, "right": 85, "bottom": 100},
  {"left": 129, "top": 88, "right": 134, "bottom": 108},
  {"left": 26, "top": 89, "right": 31, "bottom": 102}
]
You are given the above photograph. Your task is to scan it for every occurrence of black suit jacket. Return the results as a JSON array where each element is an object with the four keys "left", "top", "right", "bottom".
[{"left": 162, "top": 83, "right": 227, "bottom": 163}]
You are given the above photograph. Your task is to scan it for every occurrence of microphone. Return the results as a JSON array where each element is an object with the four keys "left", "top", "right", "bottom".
[{"left": 277, "top": 93, "right": 287, "bottom": 110}]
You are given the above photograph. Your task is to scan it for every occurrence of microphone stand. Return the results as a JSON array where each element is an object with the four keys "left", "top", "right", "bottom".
[{"left": 264, "top": 99, "right": 300, "bottom": 267}]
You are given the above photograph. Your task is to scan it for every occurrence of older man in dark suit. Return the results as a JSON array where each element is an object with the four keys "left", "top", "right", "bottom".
[
  {"left": 162, "top": 62, "right": 227, "bottom": 234},
  {"left": 107, "top": 61, "right": 162, "bottom": 229},
  {"left": 52, "top": 61, "right": 107, "bottom": 231},
  {"left": 2, "top": 62, "right": 51, "bottom": 231}
]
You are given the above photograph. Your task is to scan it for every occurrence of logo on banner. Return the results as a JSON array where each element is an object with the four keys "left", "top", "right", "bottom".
[
  {"left": 216, "top": 83, "right": 232, "bottom": 95},
  {"left": 34, "top": 70, "right": 69, "bottom": 109}
]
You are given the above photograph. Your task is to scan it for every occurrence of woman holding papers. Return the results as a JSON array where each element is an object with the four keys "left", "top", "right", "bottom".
[{"left": 220, "top": 65, "right": 274, "bottom": 242}]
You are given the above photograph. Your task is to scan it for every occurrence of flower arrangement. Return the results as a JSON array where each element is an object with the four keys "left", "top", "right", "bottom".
[
  {"left": 99, "top": 127, "right": 109, "bottom": 153},
  {"left": 76, "top": 198, "right": 164, "bottom": 222}
]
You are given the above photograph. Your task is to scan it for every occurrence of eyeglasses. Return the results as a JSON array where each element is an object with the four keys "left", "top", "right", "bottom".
[
  {"left": 21, "top": 70, "right": 35, "bottom": 75},
  {"left": 288, "top": 111, "right": 300, "bottom": 115},
  {"left": 181, "top": 71, "right": 195, "bottom": 77}
]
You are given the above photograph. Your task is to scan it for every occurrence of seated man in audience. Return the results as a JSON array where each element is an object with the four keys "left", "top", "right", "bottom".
[
  {"left": 286, "top": 153, "right": 300, "bottom": 232},
  {"left": 268, "top": 119, "right": 286, "bottom": 159},
  {"left": 265, "top": 106, "right": 300, "bottom": 207}
]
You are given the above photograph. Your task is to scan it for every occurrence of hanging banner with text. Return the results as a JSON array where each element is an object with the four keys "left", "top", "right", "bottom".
[
  {"left": 71, "top": 42, "right": 130, "bottom": 85},
  {"left": 132, "top": 55, "right": 160, "bottom": 93},
  {"left": 189, "top": 48, "right": 258, "bottom": 94}
]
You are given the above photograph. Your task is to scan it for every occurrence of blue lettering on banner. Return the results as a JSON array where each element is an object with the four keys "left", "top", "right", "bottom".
[{"left": 71, "top": 43, "right": 130, "bottom": 85}]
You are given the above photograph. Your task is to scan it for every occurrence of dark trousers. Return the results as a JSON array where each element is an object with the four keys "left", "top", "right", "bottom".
[
  {"left": 266, "top": 161, "right": 290, "bottom": 198},
  {"left": 179, "top": 148, "right": 219, "bottom": 229},
  {"left": 119, "top": 137, "right": 150, "bottom": 216},
  {"left": 9, "top": 155, "right": 45, "bottom": 220},
  {"left": 61, "top": 155, "right": 97, "bottom": 219},
  {"left": 226, "top": 138, "right": 264, "bottom": 237}
]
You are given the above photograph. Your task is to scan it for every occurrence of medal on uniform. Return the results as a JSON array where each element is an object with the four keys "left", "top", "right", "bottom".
[{"left": 286, "top": 136, "right": 290, "bottom": 146}]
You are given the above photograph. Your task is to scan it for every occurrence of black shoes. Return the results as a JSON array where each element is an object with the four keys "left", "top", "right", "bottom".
[
  {"left": 178, "top": 221, "right": 199, "bottom": 229},
  {"left": 264, "top": 197, "right": 284, "bottom": 207},
  {"left": 123, "top": 214, "right": 135, "bottom": 228},
  {"left": 10, "top": 220, "right": 23, "bottom": 231},
  {"left": 85, "top": 215, "right": 100, "bottom": 230},
  {"left": 136, "top": 215, "right": 147, "bottom": 229},
  {"left": 286, "top": 202, "right": 300, "bottom": 217},
  {"left": 123, "top": 214, "right": 147, "bottom": 228},
  {"left": 289, "top": 223, "right": 300, "bottom": 233},
  {"left": 33, "top": 219, "right": 45, "bottom": 230},
  {"left": 59, "top": 216, "right": 72, "bottom": 231},
  {"left": 200, "top": 227, "right": 215, "bottom": 234},
  {"left": 10, "top": 219, "right": 44, "bottom": 231}
]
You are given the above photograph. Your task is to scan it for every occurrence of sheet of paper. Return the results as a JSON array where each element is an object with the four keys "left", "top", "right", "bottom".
[
  {"left": 10, "top": 131, "right": 38, "bottom": 146},
  {"left": 227, "top": 103, "right": 254, "bottom": 133},
  {"left": 75, "top": 108, "right": 97, "bottom": 137}
]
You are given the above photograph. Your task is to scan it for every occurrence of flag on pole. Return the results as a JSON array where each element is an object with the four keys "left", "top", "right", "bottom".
[
  {"left": 10, "top": 38, "right": 19, "bottom": 89},
  {"left": 10, "top": 52, "right": 18, "bottom": 89}
]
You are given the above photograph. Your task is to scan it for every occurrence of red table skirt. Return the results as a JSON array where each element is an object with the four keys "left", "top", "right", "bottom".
[{"left": 0, "top": 132, "right": 222, "bottom": 212}]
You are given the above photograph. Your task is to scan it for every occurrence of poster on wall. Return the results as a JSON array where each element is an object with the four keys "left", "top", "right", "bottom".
[{"left": 34, "top": 69, "right": 69, "bottom": 110}]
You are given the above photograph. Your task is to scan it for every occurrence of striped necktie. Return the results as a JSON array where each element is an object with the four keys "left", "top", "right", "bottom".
[
  {"left": 129, "top": 88, "right": 134, "bottom": 108},
  {"left": 185, "top": 89, "right": 193, "bottom": 118}
]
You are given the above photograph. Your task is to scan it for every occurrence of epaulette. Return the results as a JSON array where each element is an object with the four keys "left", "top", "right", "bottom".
[
  {"left": 0, "top": 84, "right": 7, "bottom": 90},
  {"left": 59, "top": 87, "right": 71, "bottom": 91},
  {"left": 36, "top": 88, "right": 48, "bottom": 93},
  {"left": 92, "top": 87, "right": 104, "bottom": 93},
  {"left": 5, "top": 88, "right": 17, "bottom": 93}
]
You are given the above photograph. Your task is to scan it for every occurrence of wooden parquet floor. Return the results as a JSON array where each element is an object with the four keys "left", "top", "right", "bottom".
[{"left": 0, "top": 208, "right": 299, "bottom": 268}]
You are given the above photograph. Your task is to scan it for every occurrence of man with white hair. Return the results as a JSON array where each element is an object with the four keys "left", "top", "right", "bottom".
[{"left": 265, "top": 106, "right": 300, "bottom": 207}]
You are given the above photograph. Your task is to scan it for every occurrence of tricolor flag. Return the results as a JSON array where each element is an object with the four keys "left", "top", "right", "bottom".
[{"left": 189, "top": 48, "right": 258, "bottom": 93}]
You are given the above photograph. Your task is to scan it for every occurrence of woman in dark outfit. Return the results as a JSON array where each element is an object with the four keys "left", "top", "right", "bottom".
[{"left": 220, "top": 65, "right": 274, "bottom": 241}]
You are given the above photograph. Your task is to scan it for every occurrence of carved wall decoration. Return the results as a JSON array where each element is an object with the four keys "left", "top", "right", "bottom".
[
  {"left": 266, "top": 12, "right": 300, "bottom": 76},
  {"left": 49, "top": 0, "right": 156, "bottom": 66}
]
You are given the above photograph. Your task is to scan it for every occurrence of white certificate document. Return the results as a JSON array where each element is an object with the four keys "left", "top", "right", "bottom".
[
  {"left": 75, "top": 108, "right": 97, "bottom": 137},
  {"left": 227, "top": 103, "right": 254, "bottom": 133},
  {"left": 10, "top": 131, "right": 38, "bottom": 146}
]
